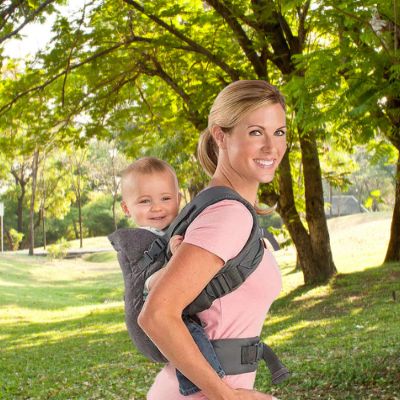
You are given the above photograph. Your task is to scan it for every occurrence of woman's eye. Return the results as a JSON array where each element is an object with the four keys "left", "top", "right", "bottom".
[
  {"left": 274, "top": 129, "right": 286, "bottom": 137},
  {"left": 249, "top": 130, "right": 262, "bottom": 136}
]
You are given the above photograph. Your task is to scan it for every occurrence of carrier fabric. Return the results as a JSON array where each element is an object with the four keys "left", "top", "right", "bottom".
[
  {"left": 148, "top": 200, "right": 283, "bottom": 400},
  {"left": 108, "top": 228, "right": 167, "bottom": 362}
]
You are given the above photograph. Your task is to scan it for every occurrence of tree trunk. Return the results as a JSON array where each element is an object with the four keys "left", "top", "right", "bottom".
[
  {"left": 29, "top": 149, "right": 39, "bottom": 256},
  {"left": 16, "top": 184, "right": 25, "bottom": 233},
  {"left": 274, "top": 152, "right": 328, "bottom": 284},
  {"left": 42, "top": 208, "right": 47, "bottom": 250},
  {"left": 112, "top": 194, "right": 117, "bottom": 231},
  {"left": 384, "top": 149, "right": 400, "bottom": 262},
  {"left": 77, "top": 189, "right": 83, "bottom": 248},
  {"left": 262, "top": 149, "right": 337, "bottom": 284},
  {"left": 299, "top": 131, "right": 337, "bottom": 281},
  {"left": 73, "top": 220, "right": 79, "bottom": 240}
]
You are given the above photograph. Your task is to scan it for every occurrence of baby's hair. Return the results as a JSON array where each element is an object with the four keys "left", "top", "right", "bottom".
[
  {"left": 120, "top": 157, "right": 178, "bottom": 197},
  {"left": 121, "top": 156, "right": 176, "bottom": 177}
]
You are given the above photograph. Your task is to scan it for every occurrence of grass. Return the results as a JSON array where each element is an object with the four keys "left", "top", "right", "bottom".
[{"left": 0, "top": 212, "right": 399, "bottom": 399}]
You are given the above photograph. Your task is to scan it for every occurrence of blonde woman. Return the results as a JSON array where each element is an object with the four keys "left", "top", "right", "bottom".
[{"left": 140, "top": 80, "right": 287, "bottom": 400}]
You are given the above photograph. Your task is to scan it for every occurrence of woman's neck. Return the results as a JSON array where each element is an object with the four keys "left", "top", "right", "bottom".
[{"left": 208, "top": 172, "right": 258, "bottom": 206}]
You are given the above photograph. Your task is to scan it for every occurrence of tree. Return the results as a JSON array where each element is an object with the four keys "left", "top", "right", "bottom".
[
  {"left": 10, "top": 0, "right": 400, "bottom": 280},
  {"left": 67, "top": 147, "right": 88, "bottom": 248},
  {"left": 35, "top": 149, "right": 76, "bottom": 248},
  {"left": 86, "top": 139, "right": 128, "bottom": 230},
  {"left": 28, "top": 147, "right": 39, "bottom": 255},
  {"left": 312, "top": 0, "right": 400, "bottom": 261}
]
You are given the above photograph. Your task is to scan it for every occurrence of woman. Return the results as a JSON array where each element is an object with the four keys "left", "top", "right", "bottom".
[{"left": 140, "top": 80, "right": 287, "bottom": 400}]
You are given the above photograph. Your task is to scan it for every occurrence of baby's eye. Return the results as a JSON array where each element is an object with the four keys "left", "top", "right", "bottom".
[
  {"left": 274, "top": 129, "right": 286, "bottom": 137},
  {"left": 139, "top": 199, "right": 151, "bottom": 204},
  {"left": 249, "top": 130, "right": 263, "bottom": 136},
  {"left": 162, "top": 196, "right": 172, "bottom": 201}
]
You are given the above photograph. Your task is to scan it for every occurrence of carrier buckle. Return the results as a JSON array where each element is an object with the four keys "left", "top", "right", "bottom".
[{"left": 143, "top": 238, "right": 166, "bottom": 265}]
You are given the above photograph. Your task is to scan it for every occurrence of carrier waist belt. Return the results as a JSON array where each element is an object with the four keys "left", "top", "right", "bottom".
[{"left": 210, "top": 336, "right": 290, "bottom": 384}]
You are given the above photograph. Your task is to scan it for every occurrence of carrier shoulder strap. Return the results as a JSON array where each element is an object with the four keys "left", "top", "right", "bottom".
[
  {"left": 172, "top": 187, "right": 265, "bottom": 316},
  {"left": 138, "top": 186, "right": 256, "bottom": 269},
  {"left": 181, "top": 187, "right": 265, "bottom": 316},
  {"left": 165, "top": 186, "right": 258, "bottom": 249},
  {"left": 137, "top": 186, "right": 266, "bottom": 316}
]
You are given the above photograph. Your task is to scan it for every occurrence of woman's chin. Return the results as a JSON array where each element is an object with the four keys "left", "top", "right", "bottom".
[{"left": 259, "top": 173, "right": 275, "bottom": 184}]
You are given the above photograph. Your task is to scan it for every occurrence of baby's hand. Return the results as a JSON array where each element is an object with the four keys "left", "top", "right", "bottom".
[{"left": 169, "top": 235, "right": 183, "bottom": 255}]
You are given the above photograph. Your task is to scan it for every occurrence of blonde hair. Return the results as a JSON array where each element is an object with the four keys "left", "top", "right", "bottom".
[
  {"left": 198, "top": 80, "right": 286, "bottom": 177},
  {"left": 120, "top": 157, "right": 178, "bottom": 198}
]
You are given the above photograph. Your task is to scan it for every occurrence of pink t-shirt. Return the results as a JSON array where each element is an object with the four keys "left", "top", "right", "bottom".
[{"left": 147, "top": 200, "right": 282, "bottom": 400}]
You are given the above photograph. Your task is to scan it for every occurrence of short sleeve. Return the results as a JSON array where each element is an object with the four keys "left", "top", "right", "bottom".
[{"left": 182, "top": 200, "right": 253, "bottom": 263}]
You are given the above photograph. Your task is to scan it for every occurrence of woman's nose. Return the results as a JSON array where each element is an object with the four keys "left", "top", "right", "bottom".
[{"left": 261, "top": 134, "right": 278, "bottom": 155}]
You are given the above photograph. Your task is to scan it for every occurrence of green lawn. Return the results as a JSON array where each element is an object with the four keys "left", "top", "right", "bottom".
[{"left": 0, "top": 213, "right": 399, "bottom": 399}]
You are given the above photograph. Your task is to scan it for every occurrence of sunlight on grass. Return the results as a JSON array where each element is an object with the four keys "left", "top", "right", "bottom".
[
  {"left": 7, "top": 321, "right": 127, "bottom": 351},
  {"left": 1, "top": 212, "right": 399, "bottom": 400}
]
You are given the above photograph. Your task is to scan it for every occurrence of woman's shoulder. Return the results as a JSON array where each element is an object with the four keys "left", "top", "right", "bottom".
[
  {"left": 198, "top": 199, "right": 253, "bottom": 220},
  {"left": 183, "top": 200, "right": 253, "bottom": 263}
]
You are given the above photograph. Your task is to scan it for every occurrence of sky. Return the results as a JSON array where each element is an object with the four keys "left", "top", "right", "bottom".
[{"left": 3, "top": 0, "right": 83, "bottom": 59}]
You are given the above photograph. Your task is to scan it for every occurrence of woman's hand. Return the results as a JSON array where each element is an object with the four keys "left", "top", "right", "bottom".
[{"left": 169, "top": 234, "right": 183, "bottom": 255}]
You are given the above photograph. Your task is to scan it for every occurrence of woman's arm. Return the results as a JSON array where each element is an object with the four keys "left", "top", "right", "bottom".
[{"left": 138, "top": 242, "right": 273, "bottom": 400}]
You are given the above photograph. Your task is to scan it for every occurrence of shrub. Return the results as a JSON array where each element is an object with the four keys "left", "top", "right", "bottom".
[
  {"left": 8, "top": 229, "right": 24, "bottom": 251},
  {"left": 47, "top": 238, "right": 71, "bottom": 259}
]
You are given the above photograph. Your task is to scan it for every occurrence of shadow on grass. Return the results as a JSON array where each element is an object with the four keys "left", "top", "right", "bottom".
[
  {"left": 1, "top": 255, "right": 399, "bottom": 400},
  {"left": 258, "top": 262, "right": 400, "bottom": 399},
  {"left": 0, "top": 307, "right": 159, "bottom": 400},
  {"left": 269, "top": 261, "right": 400, "bottom": 327}
]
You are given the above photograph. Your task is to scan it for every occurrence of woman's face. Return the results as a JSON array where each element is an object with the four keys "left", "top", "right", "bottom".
[{"left": 222, "top": 103, "right": 287, "bottom": 185}]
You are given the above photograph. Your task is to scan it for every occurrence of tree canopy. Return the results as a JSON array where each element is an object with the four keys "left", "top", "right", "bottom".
[{"left": 0, "top": 0, "right": 398, "bottom": 282}]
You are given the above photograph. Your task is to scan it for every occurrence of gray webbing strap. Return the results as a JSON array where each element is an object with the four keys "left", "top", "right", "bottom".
[
  {"left": 211, "top": 337, "right": 290, "bottom": 384},
  {"left": 262, "top": 229, "right": 280, "bottom": 251},
  {"left": 137, "top": 236, "right": 168, "bottom": 270}
]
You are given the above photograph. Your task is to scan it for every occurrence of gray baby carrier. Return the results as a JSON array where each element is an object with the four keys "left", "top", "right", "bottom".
[{"left": 108, "top": 186, "right": 289, "bottom": 384}]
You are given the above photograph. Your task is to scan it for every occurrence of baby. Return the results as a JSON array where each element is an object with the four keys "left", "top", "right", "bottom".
[
  {"left": 119, "top": 156, "right": 224, "bottom": 396},
  {"left": 120, "top": 156, "right": 182, "bottom": 291}
]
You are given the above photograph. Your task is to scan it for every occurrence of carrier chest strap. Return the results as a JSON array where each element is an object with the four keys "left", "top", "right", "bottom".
[
  {"left": 137, "top": 237, "right": 168, "bottom": 270},
  {"left": 210, "top": 337, "right": 290, "bottom": 384}
]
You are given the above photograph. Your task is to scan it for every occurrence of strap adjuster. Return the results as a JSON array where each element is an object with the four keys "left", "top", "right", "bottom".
[
  {"left": 241, "top": 341, "right": 263, "bottom": 365},
  {"left": 143, "top": 237, "right": 166, "bottom": 265}
]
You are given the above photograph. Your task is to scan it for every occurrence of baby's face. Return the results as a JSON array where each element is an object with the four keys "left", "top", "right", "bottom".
[{"left": 122, "top": 170, "right": 181, "bottom": 230}]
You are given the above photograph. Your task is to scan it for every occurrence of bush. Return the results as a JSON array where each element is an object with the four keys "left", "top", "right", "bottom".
[
  {"left": 47, "top": 238, "right": 71, "bottom": 259},
  {"left": 8, "top": 229, "right": 24, "bottom": 251}
]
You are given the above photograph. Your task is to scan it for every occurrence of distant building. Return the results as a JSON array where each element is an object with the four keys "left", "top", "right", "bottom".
[{"left": 325, "top": 195, "right": 368, "bottom": 218}]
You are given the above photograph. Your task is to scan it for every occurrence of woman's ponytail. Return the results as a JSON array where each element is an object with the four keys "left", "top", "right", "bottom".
[{"left": 197, "top": 127, "right": 218, "bottom": 178}]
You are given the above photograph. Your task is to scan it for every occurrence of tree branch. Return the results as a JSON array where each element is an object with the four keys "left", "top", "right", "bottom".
[
  {"left": 61, "top": 5, "right": 88, "bottom": 107},
  {"left": 0, "top": 37, "right": 146, "bottom": 116},
  {"left": 297, "top": 0, "right": 311, "bottom": 46},
  {"left": 328, "top": 3, "right": 394, "bottom": 60},
  {"left": 122, "top": 0, "right": 240, "bottom": 81},
  {"left": 251, "top": 0, "right": 294, "bottom": 75},
  {"left": 138, "top": 56, "right": 205, "bottom": 129},
  {"left": 0, "top": 0, "right": 24, "bottom": 32},
  {"left": 205, "top": 0, "right": 267, "bottom": 79},
  {"left": 0, "top": 0, "right": 56, "bottom": 45}
]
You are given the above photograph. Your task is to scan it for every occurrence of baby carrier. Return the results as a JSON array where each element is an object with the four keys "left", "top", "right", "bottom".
[{"left": 108, "top": 186, "right": 289, "bottom": 385}]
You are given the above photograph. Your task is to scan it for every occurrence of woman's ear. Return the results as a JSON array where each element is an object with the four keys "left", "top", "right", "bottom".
[{"left": 211, "top": 126, "right": 227, "bottom": 150}]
